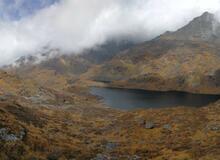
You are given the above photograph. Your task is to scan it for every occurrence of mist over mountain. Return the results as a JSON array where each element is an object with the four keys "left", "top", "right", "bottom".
[
  {"left": 1, "top": 0, "right": 220, "bottom": 65},
  {"left": 159, "top": 12, "right": 220, "bottom": 42},
  {"left": 91, "top": 12, "right": 220, "bottom": 94}
]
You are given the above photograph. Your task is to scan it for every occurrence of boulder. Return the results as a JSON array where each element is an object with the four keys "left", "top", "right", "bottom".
[
  {"left": 92, "top": 154, "right": 110, "bottom": 160},
  {"left": 0, "top": 128, "right": 19, "bottom": 142},
  {"left": 105, "top": 142, "right": 117, "bottom": 151},
  {"left": 163, "top": 124, "right": 172, "bottom": 130},
  {"left": 145, "top": 122, "right": 155, "bottom": 129}
]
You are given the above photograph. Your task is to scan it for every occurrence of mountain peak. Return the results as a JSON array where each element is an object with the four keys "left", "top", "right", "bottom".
[
  {"left": 195, "top": 11, "right": 215, "bottom": 23},
  {"left": 160, "top": 12, "right": 220, "bottom": 41},
  {"left": 200, "top": 11, "right": 214, "bottom": 19}
]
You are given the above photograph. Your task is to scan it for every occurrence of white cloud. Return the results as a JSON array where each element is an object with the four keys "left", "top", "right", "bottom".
[{"left": 0, "top": 0, "right": 220, "bottom": 65}]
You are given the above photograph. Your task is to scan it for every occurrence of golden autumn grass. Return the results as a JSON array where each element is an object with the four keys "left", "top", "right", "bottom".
[
  {"left": 0, "top": 75, "right": 220, "bottom": 160},
  {"left": 0, "top": 50, "right": 220, "bottom": 160}
]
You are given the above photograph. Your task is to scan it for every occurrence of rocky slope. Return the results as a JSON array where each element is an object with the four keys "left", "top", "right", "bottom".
[
  {"left": 3, "top": 40, "right": 135, "bottom": 92},
  {"left": 0, "top": 88, "right": 220, "bottom": 159},
  {"left": 90, "top": 12, "right": 220, "bottom": 94},
  {"left": 0, "top": 68, "right": 220, "bottom": 159},
  {"left": 5, "top": 40, "right": 134, "bottom": 75}
]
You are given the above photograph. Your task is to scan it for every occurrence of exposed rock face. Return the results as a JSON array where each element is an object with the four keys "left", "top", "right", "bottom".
[
  {"left": 145, "top": 122, "right": 155, "bottom": 129},
  {"left": 0, "top": 128, "right": 18, "bottom": 142},
  {"left": 0, "top": 128, "right": 26, "bottom": 142},
  {"left": 160, "top": 12, "right": 220, "bottom": 42}
]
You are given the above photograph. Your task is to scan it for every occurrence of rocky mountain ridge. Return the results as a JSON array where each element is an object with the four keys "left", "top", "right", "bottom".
[
  {"left": 159, "top": 12, "right": 220, "bottom": 42},
  {"left": 89, "top": 12, "right": 220, "bottom": 94}
]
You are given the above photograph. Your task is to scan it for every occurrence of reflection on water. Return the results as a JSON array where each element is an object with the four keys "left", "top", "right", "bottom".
[{"left": 90, "top": 87, "right": 220, "bottom": 110}]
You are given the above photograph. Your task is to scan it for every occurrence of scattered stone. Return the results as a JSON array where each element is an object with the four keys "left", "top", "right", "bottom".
[
  {"left": 129, "top": 155, "right": 141, "bottom": 160},
  {"left": 0, "top": 128, "right": 7, "bottom": 134},
  {"left": 145, "top": 121, "right": 155, "bottom": 129},
  {"left": 91, "top": 154, "right": 110, "bottom": 160},
  {"left": 0, "top": 128, "right": 19, "bottom": 142},
  {"left": 105, "top": 142, "right": 117, "bottom": 151},
  {"left": 0, "top": 128, "right": 26, "bottom": 142},
  {"left": 207, "top": 124, "right": 220, "bottom": 131},
  {"left": 163, "top": 124, "right": 171, "bottom": 130},
  {"left": 84, "top": 139, "right": 92, "bottom": 144},
  {"left": 19, "top": 128, "right": 27, "bottom": 140},
  {"left": 25, "top": 96, "right": 45, "bottom": 104},
  {"left": 64, "top": 100, "right": 70, "bottom": 104},
  {"left": 0, "top": 96, "right": 7, "bottom": 101}
]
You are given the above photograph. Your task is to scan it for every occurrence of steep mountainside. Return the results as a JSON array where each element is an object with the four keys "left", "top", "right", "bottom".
[
  {"left": 4, "top": 40, "right": 134, "bottom": 90},
  {"left": 90, "top": 12, "right": 220, "bottom": 94},
  {"left": 159, "top": 12, "right": 220, "bottom": 42},
  {"left": 6, "top": 40, "right": 134, "bottom": 74}
]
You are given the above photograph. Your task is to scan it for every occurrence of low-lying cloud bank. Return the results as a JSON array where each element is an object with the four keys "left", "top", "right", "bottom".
[{"left": 1, "top": 0, "right": 220, "bottom": 65}]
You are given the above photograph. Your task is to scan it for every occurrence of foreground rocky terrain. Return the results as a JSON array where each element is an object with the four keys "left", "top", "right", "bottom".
[
  {"left": 0, "top": 79, "right": 220, "bottom": 159},
  {"left": 0, "top": 12, "right": 220, "bottom": 159}
]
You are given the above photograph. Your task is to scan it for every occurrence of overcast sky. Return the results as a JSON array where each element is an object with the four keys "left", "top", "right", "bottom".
[{"left": 0, "top": 0, "right": 220, "bottom": 65}]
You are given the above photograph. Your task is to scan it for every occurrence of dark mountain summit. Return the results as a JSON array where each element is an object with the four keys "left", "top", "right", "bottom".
[{"left": 160, "top": 12, "right": 220, "bottom": 41}]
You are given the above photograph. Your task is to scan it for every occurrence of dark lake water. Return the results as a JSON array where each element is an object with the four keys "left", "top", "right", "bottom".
[{"left": 90, "top": 87, "right": 220, "bottom": 110}]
